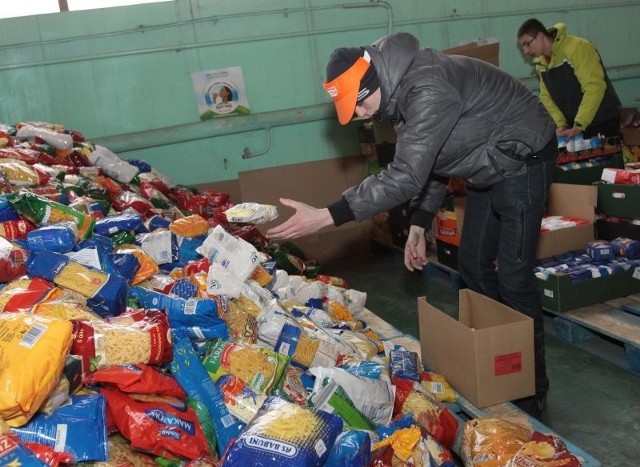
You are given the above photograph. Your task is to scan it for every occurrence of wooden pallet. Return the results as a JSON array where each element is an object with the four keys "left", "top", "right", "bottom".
[{"left": 545, "top": 295, "right": 640, "bottom": 375}]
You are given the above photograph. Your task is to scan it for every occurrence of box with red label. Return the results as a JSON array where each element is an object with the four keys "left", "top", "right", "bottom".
[
  {"left": 435, "top": 196, "right": 466, "bottom": 246},
  {"left": 418, "top": 290, "right": 534, "bottom": 408}
]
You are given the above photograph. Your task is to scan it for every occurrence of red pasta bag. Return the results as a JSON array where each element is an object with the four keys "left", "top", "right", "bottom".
[
  {"left": 111, "top": 190, "right": 154, "bottom": 216},
  {"left": 393, "top": 377, "right": 459, "bottom": 449},
  {"left": 84, "top": 363, "right": 186, "bottom": 399},
  {"left": 0, "top": 218, "right": 37, "bottom": 240},
  {"left": 100, "top": 387, "right": 212, "bottom": 461},
  {"left": 0, "top": 237, "right": 28, "bottom": 283}
]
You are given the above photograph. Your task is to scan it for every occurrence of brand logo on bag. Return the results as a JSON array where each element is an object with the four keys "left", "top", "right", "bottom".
[{"left": 245, "top": 435, "right": 298, "bottom": 457}]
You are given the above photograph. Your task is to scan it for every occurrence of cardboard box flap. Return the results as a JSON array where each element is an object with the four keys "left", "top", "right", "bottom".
[
  {"left": 459, "top": 289, "right": 532, "bottom": 329},
  {"left": 547, "top": 183, "right": 597, "bottom": 221}
]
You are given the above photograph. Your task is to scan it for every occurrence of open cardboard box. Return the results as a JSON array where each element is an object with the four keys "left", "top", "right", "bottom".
[
  {"left": 442, "top": 184, "right": 595, "bottom": 260},
  {"left": 418, "top": 289, "right": 534, "bottom": 408},
  {"left": 537, "top": 183, "right": 597, "bottom": 259}
]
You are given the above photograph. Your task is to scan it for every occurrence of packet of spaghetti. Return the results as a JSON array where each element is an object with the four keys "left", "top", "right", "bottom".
[
  {"left": 8, "top": 189, "right": 94, "bottom": 239},
  {"left": 223, "top": 202, "right": 278, "bottom": 224},
  {"left": 27, "top": 250, "right": 127, "bottom": 318}
]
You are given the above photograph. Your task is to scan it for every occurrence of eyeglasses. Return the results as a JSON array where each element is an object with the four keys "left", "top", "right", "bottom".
[{"left": 520, "top": 34, "right": 537, "bottom": 49}]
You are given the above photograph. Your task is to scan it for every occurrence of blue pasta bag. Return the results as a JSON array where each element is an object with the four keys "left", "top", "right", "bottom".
[
  {"left": 26, "top": 223, "right": 77, "bottom": 253},
  {"left": 324, "top": 429, "right": 371, "bottom": 467},
  {"left": 26, "top": 250, "right": 127, "bottom": 317},
  {"left": 179, "top": 235, "right": 205, "bottom": 264},
  {"left": 0, "top": 196, "right": 19, "bottom": 222},
  {"left": 131, "top": 285, "right": 228, "bottom": 339},
  {"left": 169, "top": 331, "right": 243, "bottom": 458},
  {"left": 12, "top": 393, "right": 108, "bottom": 462},
  {"left": 222, "top": 395, "right": 343, "bottom": 467},
  {"left": 389, "top": 348, "right": 421, "bottom": 382},
  {"left": 93, "top": 211, "right": 143, "bottom": 236}
]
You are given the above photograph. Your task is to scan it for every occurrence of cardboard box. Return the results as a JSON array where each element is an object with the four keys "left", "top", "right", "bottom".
[
  {"left": 537, "top": 184, "right": 597, "bottom": 259},
  {"left": 444, "top": 41, "right": 500, "bottom": 67},
  {"left": 538, "top": 267, "right": 640, "bottom": 312},
  {"left": 597, "top": 183, "right": 640, "bottom": 220},
  {"left": 239, "top": 155, "right": 372, "bottom": 265},
  {"left": 418, "top": 290, "right": 534, "bottom": 407}
]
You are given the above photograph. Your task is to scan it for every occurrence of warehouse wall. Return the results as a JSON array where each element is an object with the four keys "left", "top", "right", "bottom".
[{"left": 1, "top": 0, "right": 638, "bottom": 186}]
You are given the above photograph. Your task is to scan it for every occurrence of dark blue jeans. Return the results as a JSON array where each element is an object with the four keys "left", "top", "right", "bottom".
[{"left": 457, "top": 157, "right": 556, "bottom": 402}]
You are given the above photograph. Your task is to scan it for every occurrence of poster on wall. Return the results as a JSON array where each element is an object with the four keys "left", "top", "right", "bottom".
[{"left": 191, "top": 66, "right": 251, "bottom": 121}]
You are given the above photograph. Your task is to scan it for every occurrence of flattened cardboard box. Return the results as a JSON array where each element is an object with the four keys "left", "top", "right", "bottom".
[
  {"left": 239, "top": 155, "right": 372, "bottom": 265},
  {"left": 537, "top": 183, "right": 597, "bottom": 259},
  {"left": 418, "top": 290, "right": 534, "bottom": 408}
]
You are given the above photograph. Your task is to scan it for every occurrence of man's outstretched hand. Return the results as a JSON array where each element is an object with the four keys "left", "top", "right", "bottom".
[{"left": 265, "top": 198, "right": 333, "bottom": 239}]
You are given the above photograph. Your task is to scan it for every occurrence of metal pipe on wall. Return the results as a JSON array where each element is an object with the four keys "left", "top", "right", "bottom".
[{"left": 91, "top": 103, "right": 335, "bottom": 153}]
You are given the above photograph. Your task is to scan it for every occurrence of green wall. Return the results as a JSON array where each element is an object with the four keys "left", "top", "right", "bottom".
[{"left": 1, "top": 0, "right": 638, "bottom": 186}]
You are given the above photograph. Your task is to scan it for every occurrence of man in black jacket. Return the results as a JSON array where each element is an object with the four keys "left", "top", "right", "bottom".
[{"left": 267, "top": 32, "right": 556, "bottom": 418}]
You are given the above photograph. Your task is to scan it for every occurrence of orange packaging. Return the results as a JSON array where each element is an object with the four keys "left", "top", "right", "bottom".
[{"left": 434, "top": 207, "right": 460, "bottom": 245}]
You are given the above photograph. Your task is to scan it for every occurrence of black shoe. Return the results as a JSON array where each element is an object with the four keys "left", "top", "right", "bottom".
[{"left": 513, "top": 394, "right": 546, "bottom": 420}]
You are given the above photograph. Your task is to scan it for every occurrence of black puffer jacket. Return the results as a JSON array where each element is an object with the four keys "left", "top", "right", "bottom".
[{"left": 328, "top": 32, "right": 556, "bottom": 229}]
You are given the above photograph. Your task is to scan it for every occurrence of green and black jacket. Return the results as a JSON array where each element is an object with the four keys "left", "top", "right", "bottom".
[{"left": 533, "top": 23, "right": 620, "bottom": 132}]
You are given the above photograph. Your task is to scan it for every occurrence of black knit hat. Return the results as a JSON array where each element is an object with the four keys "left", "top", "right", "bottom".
[{"left": 324, "top": 47, "right": 380, "bottom": 124}]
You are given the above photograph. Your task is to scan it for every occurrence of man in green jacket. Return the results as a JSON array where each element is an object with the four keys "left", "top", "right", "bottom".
[{"left": 517, "top": 19, "right": 621, "bottom": 139}]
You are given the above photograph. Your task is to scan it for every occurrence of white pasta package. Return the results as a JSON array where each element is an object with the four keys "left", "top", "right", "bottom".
[
  {"left": 88, "top": 145, "right": 139, "bottom": 183},
  {"left": 309, "top": 366, "right": 394, "bottom": 426},
  {"left": 324, "top": 286, "right": 367, "bottom": 313},
  {"left": 294, "top": 280, "right": 329, "bottom": 304},
  {"left": 16, "top": 123, "right": 73, "bottom": 150},
  {"left": 197, "top": 225, "right": 261, "bottom": 282},
  {"left": 206, "top": 261, "right": 244, "bottom": 298},
  {"left": 223, "top": 202, "right": 278, "bottom": 224}
]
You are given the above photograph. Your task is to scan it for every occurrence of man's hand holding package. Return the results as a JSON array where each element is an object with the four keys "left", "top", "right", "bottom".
[
  {"left": 266, "top": 198, "right": 333, "bottom": 239},
  {"left": 404, "top": 225, "right": 428, "bottom": 271}
]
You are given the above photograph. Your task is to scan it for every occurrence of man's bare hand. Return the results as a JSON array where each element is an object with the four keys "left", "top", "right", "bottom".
[
  {"left": 265, "top": 198, "right": 333, "bottom": 239},
  {"left": 404, "top": 225, "right": 428, "bottom": 271}
]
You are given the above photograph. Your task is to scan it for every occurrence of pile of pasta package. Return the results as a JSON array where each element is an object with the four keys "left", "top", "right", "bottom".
[{"left": 0, "top": 121, "right": 582, "bottom": 467}]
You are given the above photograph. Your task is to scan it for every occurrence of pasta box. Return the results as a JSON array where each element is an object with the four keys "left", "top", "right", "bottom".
[{"left": 418, "top": 290, "right": 534, "bottom": 408}]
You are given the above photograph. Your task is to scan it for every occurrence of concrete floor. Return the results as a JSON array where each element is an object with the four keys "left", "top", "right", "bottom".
[{"left": 322, "top": 249, "right": 640, "bottom": 467}]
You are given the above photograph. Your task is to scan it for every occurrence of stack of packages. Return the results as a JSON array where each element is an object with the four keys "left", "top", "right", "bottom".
[
  {"left": 535, "top": 237, "right": 640, "bottom": 282},
  {"left": 556, "top": 132, "right": 621, "bottom": 169},
  {"left": 0, "top": 121, "right": 581, "bottom": 467}
]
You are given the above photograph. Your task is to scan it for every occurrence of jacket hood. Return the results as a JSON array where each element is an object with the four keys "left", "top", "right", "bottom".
[
  {"left": 549, "top": 22, "right": 567, "bottom": 41},
  {"left": 365, "top": 32, "right": 420, "bottom": 121}
]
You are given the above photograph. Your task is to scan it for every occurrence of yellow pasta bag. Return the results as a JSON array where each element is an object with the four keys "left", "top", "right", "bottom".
[
  {"left": 169, "top": 214, "right": 209, "bottom": 238},
  {"left": 0, "top": 312, "right": 73, "bottom": 426},
  {"left": 461, "top": 418, "right": 532, "bottom": 467}
]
